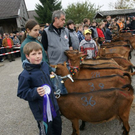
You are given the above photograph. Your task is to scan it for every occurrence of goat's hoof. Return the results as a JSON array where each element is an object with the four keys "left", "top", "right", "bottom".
[{"left": 79, "top": 125, "right": 85, "bottom": 131}]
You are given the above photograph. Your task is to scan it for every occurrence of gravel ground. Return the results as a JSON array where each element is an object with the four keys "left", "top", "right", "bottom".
[{"left": 0, "top": 51, "right": 135, "bottom": 135}]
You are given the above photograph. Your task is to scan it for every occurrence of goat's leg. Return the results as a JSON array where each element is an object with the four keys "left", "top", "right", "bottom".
[
  {"left": 122, "top": 119, "right": 130, "bottom": 135},
  {"left": 71, "top": 119, "right": 79, "bottom": 135},
  {"left": 120, "top": 112, "right": 130, "bottom": 135},
  {"left": 80, "top": 120, "right": 85, "bottom": 130}
]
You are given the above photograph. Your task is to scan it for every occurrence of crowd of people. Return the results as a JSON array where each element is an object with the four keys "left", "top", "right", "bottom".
[
  {"left": 0, "top": 14, "right": 135, "bottom": 63},
  {"left": 0, "top": 32, "right": 24, "bottom": 62},
  {"left": 41, "top": 15, "right": 135, "bottom": 58},
  {"left": 0, "top": 9, "right": 134, "bottom": 135}
]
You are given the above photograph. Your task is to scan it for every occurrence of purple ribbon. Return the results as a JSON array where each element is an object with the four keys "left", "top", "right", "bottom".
[{"left": 43, "top": 94, "right": 57, "bottom": 122}]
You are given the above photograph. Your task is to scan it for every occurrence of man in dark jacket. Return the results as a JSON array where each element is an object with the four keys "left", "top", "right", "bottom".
[{"left": 131, "top": 16, "right": 135, "bottom": 34}]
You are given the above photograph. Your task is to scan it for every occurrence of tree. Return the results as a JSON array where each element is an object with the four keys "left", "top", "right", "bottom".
[
  {"left": 35, "top": 0, "right": 62, "bottom": 24},
  {"left": 109, "top": 0, "right": 135, "bottom": 9},
  {"left": 64, "top": 1, "right": 101, "bottom": 24}
]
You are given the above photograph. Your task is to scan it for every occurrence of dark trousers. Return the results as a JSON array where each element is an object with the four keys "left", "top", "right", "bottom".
[
  {"left": 38, "top": 111, "right": 62, "bottom": 135},
  {"left": 0, "top": 48, "right": 4, "bottom": 61},
  {"left": 6, "top": 48, "right": 15, "bottom": 61}
]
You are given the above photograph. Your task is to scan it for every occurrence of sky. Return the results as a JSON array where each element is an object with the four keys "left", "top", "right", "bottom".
[{"left": 24, "top": 0, "right": 117, "bottom": 11}]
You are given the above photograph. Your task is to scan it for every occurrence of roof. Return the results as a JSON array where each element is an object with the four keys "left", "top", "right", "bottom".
[
  {"left": 28, "top": 10, "right": 39, "bottom": 20},
  {"left": 94, "top": 8, "right": 135, "bottom": 18},
  {"left": 0, "top": 0, "right": 22, "bottom": 19}
]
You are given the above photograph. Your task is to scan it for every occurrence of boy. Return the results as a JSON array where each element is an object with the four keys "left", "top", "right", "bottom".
[
  {"left": 77, "top": 23, "right": 85, "bottom": 43},
  {"left": 80, "top": 29, "right": 98, "bottom": 59},
  {"left": 17, "top": 42, "right": 62, "bottom": 135}
]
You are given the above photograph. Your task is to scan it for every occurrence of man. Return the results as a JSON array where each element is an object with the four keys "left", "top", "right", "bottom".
[
  {"left": 66, "top": 19, "right": 79, "bottom": 50},
  {"left": 41, "top": 10, "right": 72, "bottom": 95},
  {"left": 2, "top": 33, "right": 15, "bottom": 62},
  {"left": 131, "top": 16, "right": 135, "bottom": 34},
  {"left": 106, "top": 15, "right": 112, "bottom": 28},
  {"left": 42, "top": 10, "right": 72, "bottom": 65},
  {"left": 83, "top": 18, "right": 90, "bottom": 26}
]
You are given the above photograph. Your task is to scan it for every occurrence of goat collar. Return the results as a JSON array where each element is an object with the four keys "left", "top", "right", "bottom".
[
  {"left": 61, "top": 74, "right": 74, "bottom": 82},
  {"left": 70, "top": 68, "right": 79, "bottom": 76}
]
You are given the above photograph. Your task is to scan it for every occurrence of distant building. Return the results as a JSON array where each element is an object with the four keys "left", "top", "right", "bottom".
[
  {"left": 0, "top": 0, "right": 29, "bottom": 34},
  {"left": 28, "top": 10, "right": 39, "bottom": 22},
  {"left": 28, "top": 10, "right": 47, "bottom": 28},
  {"left": 94, "top": 8, "right": 135, "bottom": 19}
]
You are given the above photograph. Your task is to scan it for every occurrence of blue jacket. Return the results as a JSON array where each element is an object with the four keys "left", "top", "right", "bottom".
[
  {"left": 17, "top": 60, "right": 59, "bottom": 121},
  {"left": 77, "top": 30, "right": 84, "bottom": 43}
]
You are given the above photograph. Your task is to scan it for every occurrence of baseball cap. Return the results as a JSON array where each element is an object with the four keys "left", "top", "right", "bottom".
[{"left": 84, "top": 29, "right": 92, "bottom": 35}]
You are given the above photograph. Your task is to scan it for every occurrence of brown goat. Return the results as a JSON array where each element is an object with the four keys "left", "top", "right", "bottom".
[
  {"left": 64, "top": 50, "right": 134, "bottom": 78},
  {"left": 80, "top": 62, "right": 130, "bottom": 71},
  {"left": 57, "top": 86, "right": 134, "bottom": 135},
  {"left": 51, "top": 63, "right": 131, "bottom": 92},
  {"left": 112, "top": 34, "right": 135, "bottom": 49},
  {"left": 103, "top": 41, "right": 128, "bottom": 46},
  {"left": 111, "top": 57, "right": 135, "bottom": 73},
  {"left": 65, "top": 50, "right": 118, "bottom": 65},
  {"left": 81, "top": 57, "right": 118, "bottom": 65},
  {"left": 99, "top": 46, "right": 131, "bottom": 60}
]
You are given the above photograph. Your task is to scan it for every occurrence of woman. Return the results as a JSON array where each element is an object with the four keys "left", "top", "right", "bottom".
[
  {"left": 97, "top": 22, "right": 105, "bottom": 45},
  {"left": 21, "top": 20, "right": 48, "bottom": 63},
  {"left": 13, "top": 35, "right": 20, "bottom": 45}
]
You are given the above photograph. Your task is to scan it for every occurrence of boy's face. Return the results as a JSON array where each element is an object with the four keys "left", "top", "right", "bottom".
[
  {"left": 79, "top": 26, "right": 83, "bottom": 31},
  {"left": 26, "top": 50, "right": 42, "bottom": 64},
  {"left": 85, "top": 33, "right": 91, "bottom": 40},
  {"left": 83, "top": 27, "right": 88, "bottom": 31}
]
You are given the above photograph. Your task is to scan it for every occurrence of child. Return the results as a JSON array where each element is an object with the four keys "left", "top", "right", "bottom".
[
  {"left": 77, "top": 23, "right": 85, "bottom": 43},
  {"left": 96, "top": 22, "right": 105, "bottom": 45},
  {"left": 80, "top": 29, "right": 98, "bottom": 59},
  {"left": 17, "top": 42, "right": 62, "bottom": 135},
  {"left": 21, "top": 20, "right": 48, "bottom": 63}
]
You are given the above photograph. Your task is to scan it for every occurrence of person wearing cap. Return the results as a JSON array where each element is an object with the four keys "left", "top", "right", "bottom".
[
  {"left": 67, "top": 19, "right": 79, "bottom": 50},
  {"left": 80, "top": 29, "right": 98, "bottom": 59}
]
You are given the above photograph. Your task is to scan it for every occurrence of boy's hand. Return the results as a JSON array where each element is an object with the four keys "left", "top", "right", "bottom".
[{"left": 37, "top": 87, "right": 45, "bottom": 97}]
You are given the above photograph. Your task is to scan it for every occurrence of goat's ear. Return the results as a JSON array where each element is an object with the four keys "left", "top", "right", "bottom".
[
  {"left": 64, "top": 61, "right": 67, "bottom": 66},
  {"left": 50, "top": 65, "right": 57, "bottom": 68},
  {"left": 80, "top": 53, "right": 87, "bottom": 59}
]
